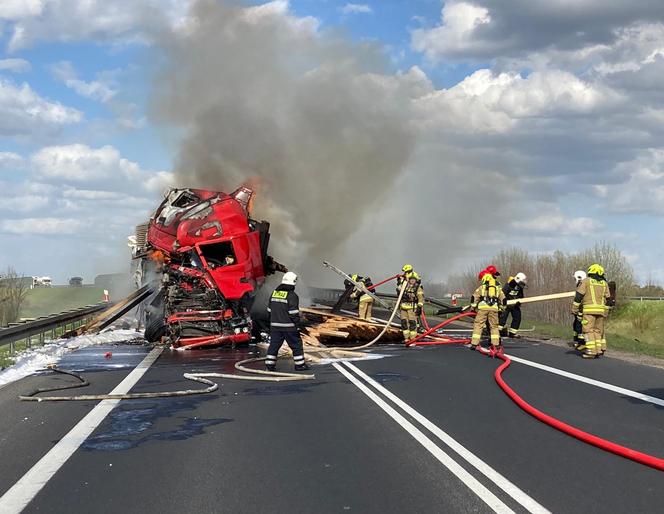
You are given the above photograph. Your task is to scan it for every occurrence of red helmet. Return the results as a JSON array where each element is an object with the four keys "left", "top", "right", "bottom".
[
  {"left": 486, "top": 265, "right": 500, "bottom": 276},
  {"left": 478, "top": 269, "right": 488, "bottom": 280}
]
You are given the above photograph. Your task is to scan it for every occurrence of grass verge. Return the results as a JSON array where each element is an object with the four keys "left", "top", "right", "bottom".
[{"left": 530, "top": 300, "right": 664, "bottom": 359}]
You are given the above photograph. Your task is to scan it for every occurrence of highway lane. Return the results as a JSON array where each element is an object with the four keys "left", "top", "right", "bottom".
[{"left": 0, "top": 328, "right": 663, "bottom": 513}]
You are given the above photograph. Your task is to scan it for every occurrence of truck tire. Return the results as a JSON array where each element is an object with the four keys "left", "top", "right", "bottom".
[{"left": 144, "top": 316, "right": 168, "bottom": 343}]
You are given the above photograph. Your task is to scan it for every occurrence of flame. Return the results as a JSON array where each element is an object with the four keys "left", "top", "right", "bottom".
[
  {"left": 148, "top": 250, "right": 166, "bottom": 265},
  {"left": 242, "top": 177, "right": 263, "bottom": 215}
]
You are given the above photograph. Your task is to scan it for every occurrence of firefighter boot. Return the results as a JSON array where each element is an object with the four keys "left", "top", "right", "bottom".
[
  {"left": 265, "top": 364, "right": 276, "bottom": 372},
  {"left": 295, "top": 363, "right": 310, "bottom": 371}
]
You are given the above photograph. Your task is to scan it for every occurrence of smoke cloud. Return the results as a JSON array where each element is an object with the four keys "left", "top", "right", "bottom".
[{"left": 151, "top": 0, "right": 428, "bottom": 280}]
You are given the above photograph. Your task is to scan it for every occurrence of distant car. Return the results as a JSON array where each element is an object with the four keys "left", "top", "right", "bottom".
[
  {"left": 69, "top": 277, "right": 83, "bottom": 287},
  {"left": 31, "top": 276, "right": 52, "bottom": 288}
]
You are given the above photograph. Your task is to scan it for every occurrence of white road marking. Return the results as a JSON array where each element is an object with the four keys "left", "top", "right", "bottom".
[
  {"left": 506, "top": 354, "right": 664, "bottom": 408},
  {"left": 343, "top": 362, "right": 550, "bottom": 514},
  {"left": 0, "top": 347, "right": 163, "bottom": 514},
  {"left": 332, "top": 362, "right": 515, "bottom": 514}
]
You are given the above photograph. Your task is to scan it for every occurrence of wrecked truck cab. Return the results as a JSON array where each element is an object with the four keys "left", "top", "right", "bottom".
[{"left": 137, "top": 187, "right": 280, "bottom": 349}]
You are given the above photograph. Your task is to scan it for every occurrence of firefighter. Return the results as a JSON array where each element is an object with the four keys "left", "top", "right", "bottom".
[
  {"left": 571, "top": 270, "right": 587, "bottom": 349},
  {"left": 499, "top": 272, "right": 526, "bottom": 338},
  {"left": 470, "top": 270, "right": 506, "bottom": 354},
  {"left": 399, "top": 274, "right": 424, "bottom": 340},
  {"left": 265, "top": 272, "right": 309, "bottom": 371},
  {"left": 572, "top": 264, "right": 611, "bottom": 359},
  {"left": 349, "top": 275, "right": 374, "bottom": 321}
]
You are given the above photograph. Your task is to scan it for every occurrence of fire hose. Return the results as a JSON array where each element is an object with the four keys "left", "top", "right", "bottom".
[
  {"left": 406, "top": 310, "right": 664, "bottom": 472},
  {"left": 20, "top": 351, "right": 314, "bottom": 402},
  {"left": 303, "top": 280, "right": 408, "bottom": 356}
]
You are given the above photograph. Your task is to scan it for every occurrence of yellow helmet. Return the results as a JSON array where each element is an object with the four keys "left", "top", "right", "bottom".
[
  {"left": 351, "top": 274, "right": 358, "bottom": 281},
  {"left": 587, "top": 263, "right": 604, "bottom": 275},
  {"left": 402, "top": 264, "right": 413, "bottom": 273}
]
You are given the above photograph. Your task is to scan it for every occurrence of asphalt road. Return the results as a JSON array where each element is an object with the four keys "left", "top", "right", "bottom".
[{"left": 1, "top": 320, "right": 663, "bottom": 513}]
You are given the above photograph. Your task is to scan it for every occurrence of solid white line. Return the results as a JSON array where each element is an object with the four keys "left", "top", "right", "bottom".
[
  {"left": 343, "top": 362, "right": 550, "bottom": 514},
  {"left": 506, "top": 354, "right": 664, "bottom": 408},
  {"left": 332, "top": 363, "right": 515, "bottom": 514},
  {"left": 0, "top": 347, "right": 164, "bottom": 514}
]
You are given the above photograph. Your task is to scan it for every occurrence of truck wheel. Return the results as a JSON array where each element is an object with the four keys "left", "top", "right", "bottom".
[{"left": 144, "top": 316, "right": 168, "bottom": 343}]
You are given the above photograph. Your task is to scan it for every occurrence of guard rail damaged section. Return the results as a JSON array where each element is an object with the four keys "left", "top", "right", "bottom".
[{"left": 0, "top": 303, "right": 109, "bottom": 351}]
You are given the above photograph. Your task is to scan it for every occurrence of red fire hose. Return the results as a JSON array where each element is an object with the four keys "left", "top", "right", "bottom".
[
  {"left": 406, "top": 311, "right": 475, "bottom": 346},
  {"left": 367, "top": 274, "right": 400, "bottom": 291},
  {"left": 493, "top": 351, "right": 664, "bottom": 472},
  {"left": 409, "top": 310, "right": 664, "bottom": 472}
]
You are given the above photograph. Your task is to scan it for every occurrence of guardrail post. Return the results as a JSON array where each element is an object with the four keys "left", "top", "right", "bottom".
[{"left": 27, "top": 335, "right": 32, "bottom": 349}]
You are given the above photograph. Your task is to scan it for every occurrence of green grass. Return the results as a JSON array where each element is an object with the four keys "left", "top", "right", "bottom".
[
  {"left": 20, "top": 286, "right": 104, "bottom": 319},
  {"left": 0, "top": 287, "right": 105, "bottom": 368},
  {"left": 531, "top": 301, "right": 664, "bottom": 359}
]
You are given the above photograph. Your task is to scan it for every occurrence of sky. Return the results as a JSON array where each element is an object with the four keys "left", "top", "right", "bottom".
[{"left": 0, "top": 0, "right": 662, "bottom": 285}]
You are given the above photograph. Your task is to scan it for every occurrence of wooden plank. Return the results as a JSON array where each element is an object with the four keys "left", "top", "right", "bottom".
[
  {"left": 506, "top": 291, "right": 575, "bottom": 306},
  {"left": 317, "top": 329, "right": 350, "bottom": 338}
]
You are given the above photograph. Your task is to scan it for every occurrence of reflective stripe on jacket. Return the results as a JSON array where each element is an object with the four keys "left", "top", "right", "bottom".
[
  {"left": 572, "top": 277, "right": 610, "bottom": 316},
  {"left": 268, "top": 284, "right": 300, "bottom": 331}
]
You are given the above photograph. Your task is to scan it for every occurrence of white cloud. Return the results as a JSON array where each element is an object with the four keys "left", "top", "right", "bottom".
[
  {"left": 1, "top": 0, "right": 193, "bottom": 52},
  {"left": 600, "top": 149, "right": 664, "bottom": 215},
  {"left": 0, "top": 58, "right": 31, "bottom": 73},
  {"left": 414, "top": 69, "right": 619, "bottom": 135},
  {"left": 0, "top": 217, "right": 88, "bottom": 235},
  {"left": 29, "top": 144, "right": 172, "bottom": 201},
  {"left": 0, "top": 78, "right": 82, "bottom": 136},
  {"left": 412, "top": 2, "right": 491, "bottom": 62},
  {"left": 0, "top": 151, "right": 24, "bottom": 171},
  {"left": 0, "top": 0, "right": 43, "bottom": 20},
  {"left": 512, "top": 214, "right": 602, "bottom": 236},
  {"left": 31, "top": 144, "right": 141, "bottom": 182},
  {"left": 0, "top": 195, "right": 49, "bottom": 212},
  {"left": 340, "top": 4, "right": 374, "bottom": 15},
  {"left": 50, "top": 61, "right": 116, "bottom": 102},
  {"left": 411, "top": 1, "right": 664, "bottom": 64}
]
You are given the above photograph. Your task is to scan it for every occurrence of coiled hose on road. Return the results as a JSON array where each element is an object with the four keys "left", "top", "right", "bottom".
[{"left": 20, "top": 350, "right": 314, "bottom": 402}]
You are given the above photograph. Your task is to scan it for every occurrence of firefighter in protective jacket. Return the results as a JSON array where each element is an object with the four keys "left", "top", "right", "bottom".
[
  {"left": 396, "top": 264, "right": 417, "bottom": 290},
  {"left": 571, "top": 270, "right": 587, "bottom": 349},
  {"left": 399, "top": 274, "right": 424, "bottom": 340},
  {"left": 470, "top": 270, "right": 506, "bottom": 354},
  {"left": 499, "top": 273, "right": 526, "bottom": 338},
  {"left": 349, "top": 274, "right": 374, "bottom": 321},
  {"left": 266, "top": 272, "right": 309, "bottom": 371},
  {"left": 572, "top": 264, "right": 612, "bottom": 359}
]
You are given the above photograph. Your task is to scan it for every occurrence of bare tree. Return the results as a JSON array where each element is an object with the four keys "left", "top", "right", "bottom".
[
  {"left": 446, "top": 243, "right": 634, "bottom": 325},
  {"left": 0, "top": 267, "right": 30, "bottom": 326}
]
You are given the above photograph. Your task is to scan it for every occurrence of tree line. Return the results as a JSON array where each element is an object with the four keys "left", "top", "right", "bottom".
[
  {"left": 429, "top": 243, "right": 637, "bottom": 325},
  {"left": 0, "top": 267, "right": 30, "bottom": 327}
]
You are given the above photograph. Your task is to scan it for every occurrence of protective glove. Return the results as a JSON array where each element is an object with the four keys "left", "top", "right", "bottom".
[
  {"left": 514, "top": 301, "right": 521, "bottom": 308},
  {"left": 416, "top": 306, "right": 423, "bottom": 316}
]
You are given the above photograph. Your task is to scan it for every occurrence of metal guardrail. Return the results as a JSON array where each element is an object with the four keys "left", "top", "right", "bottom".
[
  {"left": 0, "top": 303, "right": 109, "bottom": 354},
  {"left": 628, "top": 296, "right": 664, "bottom": 301}
]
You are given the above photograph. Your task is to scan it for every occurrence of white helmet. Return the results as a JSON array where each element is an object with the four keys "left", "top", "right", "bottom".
[
  {"left": 573, "top": 270, "right": 587, "bottom": 282},
  {"left": 514, "top": 272, "right": 527, "bottom": 284},
  {"left": 282, "top": 271, "right": 298, "bottom": 286}
]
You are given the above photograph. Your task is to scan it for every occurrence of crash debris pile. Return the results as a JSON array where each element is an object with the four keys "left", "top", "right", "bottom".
[{"left": 256, "top": 307, "right": 402, "bottom": 363}]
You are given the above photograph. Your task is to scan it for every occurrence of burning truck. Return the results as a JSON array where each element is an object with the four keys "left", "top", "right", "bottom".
[{"left": 130, "top": 186, "right": 286, "bottom": 349}]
